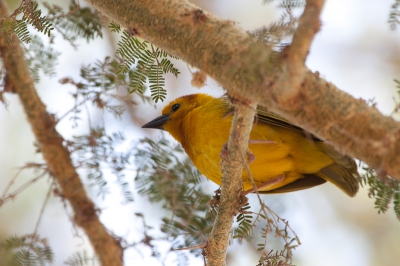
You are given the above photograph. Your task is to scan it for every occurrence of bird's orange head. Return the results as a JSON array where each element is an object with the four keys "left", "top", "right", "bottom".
[{"left": 142, "top": 94, "right": 213, "bottom": 143}]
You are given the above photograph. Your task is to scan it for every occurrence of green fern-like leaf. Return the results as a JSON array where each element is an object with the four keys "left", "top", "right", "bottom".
[
  {"left": 12, "top": 19, "right": 31, "bottom": 43},
  {"left": 0, "top": 0, "right": 53, "bottom": 43},
  {"left": 108, "top": 21, "right": 121, "bottom": 33},
  {"left": 257, "top": 250, "right": 295, "bottom": 266},
  {"left": 361, "top": 165, "right": 400, "bottom": 219},
  {"left": 394, "top": 191, "right": 400, "bottom": 219},
  {"left": 44, "top": 0, "right": 103, "bottom": 47},
  {"left": 23, "top": 35, "right": 60, "bottom": 82},
  {"left": 389, "top": 0, "right": 400, "bottom": 30},
  {"left": 134, "top": 138, "right": 213, "bottom": 255},
  {"left": 233, "top": 204, "right": 254, "bottom": 241},
  {"left": 64, "top": 250, "right": 99, "bottom": 266},
  {"left": 21, "top": 2, "right": 54, "bottom": 37},
  {"left": 128, "top": 50, "right": 155, "bottom": 94},
  {"left": 112, "top": 25, "right": 180, "bottom": 102},
  {"left": 1, "top": 0, "right": 103, "bottom": 46},
  {"left": 148, "top": 64, "right": 166, "bottom": 103},
  {"left": 160, "top": 58, "right": 180, "bottom": 77},
  {"left": 116, "top": 31, "right": 148, "bottom": 74},
  {"left": 0, "top": 234, "right": 54, "bottom": 266}
]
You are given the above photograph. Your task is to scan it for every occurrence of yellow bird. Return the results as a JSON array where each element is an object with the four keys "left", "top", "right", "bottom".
[{"left": 142, "top": 94, "right": 359, "bottom": 197}]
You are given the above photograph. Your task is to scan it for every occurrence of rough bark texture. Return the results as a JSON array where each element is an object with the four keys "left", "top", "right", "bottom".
[
  {"left": 0, "top": 1, "right": 123, "bottom": 265},
  {"left": 206, "top": 98, "right": 257, "bottom": 266},
  {"left": 87, "top": 0, "right": 400, "bottom": 180}
]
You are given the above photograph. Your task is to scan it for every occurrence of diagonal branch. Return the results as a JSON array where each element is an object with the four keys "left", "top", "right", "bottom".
[
  {"left": 0, "top": 1, "right": 123, "bottom": 265},
  {"left": 283, "top": 0, "right": 325, "bottom": 66},
  {"left": 88, "top": 0, "right": 400, "bottom": 180},
  {"left": 278, "top": 0, "right": 325, "bottom": 97}
]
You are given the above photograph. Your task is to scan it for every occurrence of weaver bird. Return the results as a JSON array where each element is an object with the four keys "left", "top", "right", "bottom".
[{"left": 142, "top": 94, "right": 359, "bottom": 197}]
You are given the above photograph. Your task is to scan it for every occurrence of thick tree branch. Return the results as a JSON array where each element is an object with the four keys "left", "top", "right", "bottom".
[
  {"left": 0, "top": 1, "right": 123, "bottom": 265},
  {"left": 206, "top": 97, "right": 256, "bottom": 266},
  {"left": 89, "top": 0, "right": 400, "bottom": 180}
]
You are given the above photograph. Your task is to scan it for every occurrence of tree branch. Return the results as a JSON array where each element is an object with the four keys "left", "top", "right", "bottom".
[
  {"left": 284, "top": 0, "right": 324, "bottom": 66},
  {"left": 206, "top": 96, "right": 257, "bottom": 266},
  {"left": 278, "top": 0, "right": 325, "bottom": 97},
  {"left": 0, "top": 1, "right": 123, "bottom": 265},
  {"left": 88, "top": 0, "right": 400, "bottom": 180}
]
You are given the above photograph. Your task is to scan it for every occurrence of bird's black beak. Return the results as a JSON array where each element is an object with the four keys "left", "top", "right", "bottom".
[{"left": 142, "top": 114, "right": 170, "bottom": 130}]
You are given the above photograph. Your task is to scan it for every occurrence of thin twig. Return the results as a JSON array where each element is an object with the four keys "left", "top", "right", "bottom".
[
  {"left": 1, "top": 172, "right": 48, "bottom": 204},
  {"left": 33, "top": 183, "right": 53, "bottom": 235},
  {"left": 172, "top": 241, "right": 207, "bottom": 251}
]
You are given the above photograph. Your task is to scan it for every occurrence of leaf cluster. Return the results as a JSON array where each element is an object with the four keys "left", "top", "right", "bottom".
[
  {"left": 22, "top": 35, "right": 60, "bottom": 82},
  {"left": 234, "top": 202, "right": 254, "bottom": 241},
  {"left": 44, "top": 0, "right": 103, "bottom": 48},
  {"left": 361, "top": 165, "right": 400, "bottom": 219},
  {"left": 0, "top": 0, "right": 103, "bottom": 46},
  {"left": 0, "top": 0, "right": 104, "bottom": 84},
  {"left": 0, "top": 0, "right": 53, "bottom": 43},
  {"left": 232, "top": 198, "right": 299, "bottom": 264},
  {"left": 389, "top": 0, "right": 400, "bottom": 30},
  {"left": 0, "top": 234, "right": 54, "bottom": 266},
  {"left": 134, "top": 138, "right": 214, "bottom": 255},
  {"left": 257, "top": 250, "right": 294, "bottom": 266},
  {"left": 251, "top": 0, "right": 303, "bottom": 50},
  {"left": 64, "top": 250, "right": 99, "bottom": 266},
  {"left": 59, "top": 57, "right": 151, "bottom": 126},
  {"left": 66, "top": 129, "right": 134, "bottom": 202},
  {"left": 57, "top": 58, "right": 148, "bottom": 202},
  {"left": 110, "top": 22, "right": 180, "bottom": 103}
]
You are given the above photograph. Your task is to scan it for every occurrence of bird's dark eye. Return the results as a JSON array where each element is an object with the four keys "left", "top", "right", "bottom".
[{"left": 171, "top": 103, "right": 181, "bottom": 112}]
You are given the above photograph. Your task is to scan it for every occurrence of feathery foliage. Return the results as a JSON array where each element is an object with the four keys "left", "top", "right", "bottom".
[
  {"left": 44, "top": 0, "right": 103, "bottom": 48},
  {"left": 0, "top": 234, "right": 54, "bottom": 266},
  {"left": 22, "top": 35, "right": 60, "bottom": 82},
  {"left": 64, "top": 250, "right": 99, "bottom": 266},
  {"left": 389, "top": 0, "right": 400, "bottom": 30},
  {"left": 59, "top": 57, "right": 151, "bottom": 126},
  {"left": 234, "top": 202, "right": 254, "bottom": 241},
  {"left": 252, "top": 0, "right": 304, "bottom": 50},
  {"left": 361, "top": 165, "right": 400, "bottom": 219},
  {"left": 59, "top": 64, "right": 141, "bottom": 200},
  {"left": 257, "top": 250, "right": 294, "bottom": 266},
  {"left": 0, "top": 0, "right": 102, "bottom": 47},
  {"left": 134, "top": 138, "right": 214, "bottom": 254},
  {"left": 109, "top": 22, "right": 180, "bottom": 102},
  {"left": 66, "top": 129, "right": 134, "bottom": 201},
  {"left": 0, "top": 0, "right": 103, "bottom": 83},
  {"left": 0, "top": 0, "right": 53, "bottom": 43},
  {"left": 232, "top": 198, "right": 300, "bottom": 264}
]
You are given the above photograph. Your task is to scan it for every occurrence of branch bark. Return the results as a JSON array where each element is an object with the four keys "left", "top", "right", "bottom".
[
  {"left": 279, "top": 0, "right": 324, "bottom": 98},
  {"left": 0, "top": 1, "right": 123, "bottom": 265},
  {"left": 206, "top": 97, "right": 256, "bottom": 266},
  {"left": 88, "top": 0, "right": 400, "bottom": 180}
]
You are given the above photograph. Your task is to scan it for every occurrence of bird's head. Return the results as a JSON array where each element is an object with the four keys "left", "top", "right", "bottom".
[{"left": 142, "top": 94, "right": 213, "bottom": 142}]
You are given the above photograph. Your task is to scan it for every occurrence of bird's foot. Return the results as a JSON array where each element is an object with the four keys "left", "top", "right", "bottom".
[
  {"left": 220, "top": 143, "right": 229, "bottom": 160},
  {"left": 208, "top": 188, "right": 221, "bottom": 209},
  {"left": 233, "top": 190, "right": 250, "bottom": 216}
]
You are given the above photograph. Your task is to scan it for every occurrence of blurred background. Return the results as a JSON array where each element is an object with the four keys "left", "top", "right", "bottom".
[{"left": 0, "top": 0, "right": 399, "bottom": 265}]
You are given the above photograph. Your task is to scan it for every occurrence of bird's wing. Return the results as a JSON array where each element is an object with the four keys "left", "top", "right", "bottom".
[{"left": 256, "top": 108, "right": 322, "bottom": 141}]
